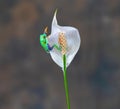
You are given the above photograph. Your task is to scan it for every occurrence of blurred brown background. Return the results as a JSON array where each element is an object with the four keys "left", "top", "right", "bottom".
[{"left": 0, "top": 0, "right": 120, "bottom": 109}]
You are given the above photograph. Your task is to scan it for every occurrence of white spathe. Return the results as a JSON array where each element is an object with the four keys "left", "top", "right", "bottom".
[{"left": 48, "top": 11, "right": 81, "bottom": 68}]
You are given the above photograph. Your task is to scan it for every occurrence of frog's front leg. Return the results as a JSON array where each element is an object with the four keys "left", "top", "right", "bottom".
[{"left": 53, "top": 44, "right": 61, "bottom": 51}]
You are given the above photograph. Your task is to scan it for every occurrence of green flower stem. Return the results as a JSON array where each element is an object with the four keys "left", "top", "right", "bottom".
[{"left": 63, "top": 54, "right": 70, "bottom": 109}]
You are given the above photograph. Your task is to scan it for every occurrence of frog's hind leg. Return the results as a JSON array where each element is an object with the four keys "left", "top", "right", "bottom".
[{"left": 47, "top": 44, "right": 54, "bottom": 51}]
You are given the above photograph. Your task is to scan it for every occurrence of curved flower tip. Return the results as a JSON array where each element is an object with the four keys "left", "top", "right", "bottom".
[{"left": 48, "top": 11, "right": 81, "bottom": 68}]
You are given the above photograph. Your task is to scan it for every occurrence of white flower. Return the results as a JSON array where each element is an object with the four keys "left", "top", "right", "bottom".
[{"left": 48, "top": 11, "right": 81, "bottom": 68}]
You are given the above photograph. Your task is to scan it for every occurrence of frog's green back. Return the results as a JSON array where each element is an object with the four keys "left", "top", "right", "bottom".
[{"left": 40, "top": 33, "right": 49, "bottom": 52}]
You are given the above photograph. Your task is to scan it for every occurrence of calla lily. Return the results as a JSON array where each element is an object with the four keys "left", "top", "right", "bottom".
[
  {"left": 39, "top": 10, "right": 81, "bottom": 109},
  {"left": 48, "top": 10, "right": 81, "bottom": 68}
]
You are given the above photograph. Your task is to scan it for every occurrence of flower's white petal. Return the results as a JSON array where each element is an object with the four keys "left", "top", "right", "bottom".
[
  {"left": 66, "top": 27, "right": 80, "bottom": 67},
  {"left": 51, "top": 10, "right": 60, "bottom": 34},
  {"left": 48, "top": 32, "right": 63, "bottom": 67},
  {"left": 48, "top": 11, "right": 81, "bottom": 68},
  {"left": 50, "top": 49, "right": 63, "bottom": 67}
]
